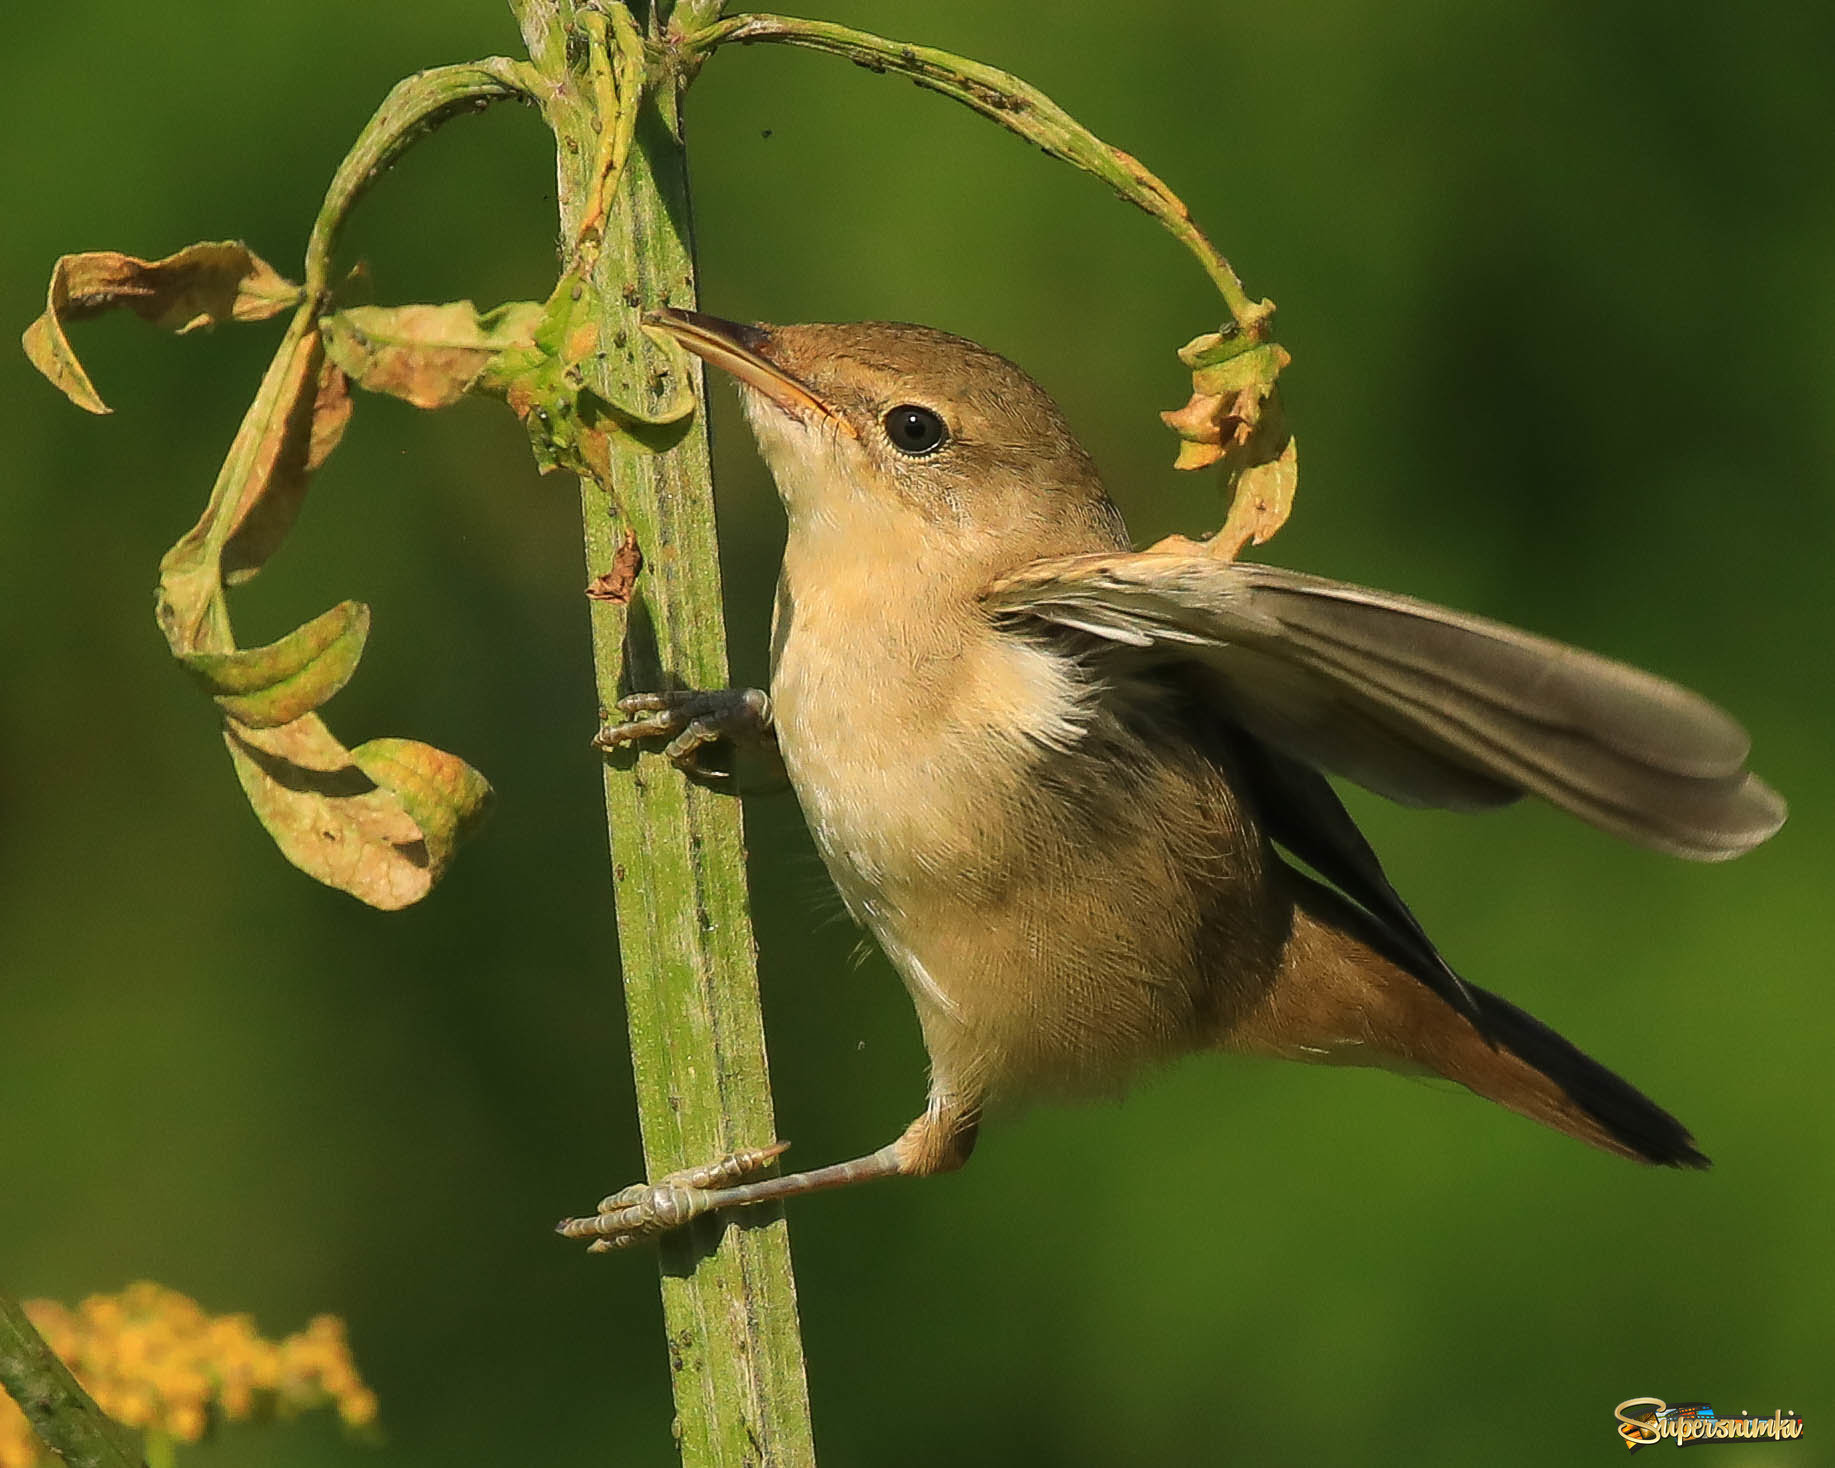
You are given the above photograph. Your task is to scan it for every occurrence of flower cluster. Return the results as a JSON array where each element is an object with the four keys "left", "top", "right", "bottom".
[{"left": 0, "top": 1282, "right": 376, "bottom": 1468}]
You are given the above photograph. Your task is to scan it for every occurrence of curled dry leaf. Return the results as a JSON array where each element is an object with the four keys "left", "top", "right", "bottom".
[
  {"left": 156, "top": 323, "right": 353, "bottom": 648},
  {"left": 351, "top": 737, "right": 495, "bottom": 881},
  {"left": 1207, "top": 432, "right": 1298, "bottom": 561},
  {"left": 26, "top": 71, "right": 531, "bottom": 909},
  {"left": 22, "top": 242, "right": 301, "bottom": 414},
  {"left": 156, "top": 319, "right": 337, "bottom": 652},
  {"left": 321, "top": 291, "right": 610, "bottom": 479},
  {"left": 225, "top": 356, "right": 352, "bottom": 585},
  {"left": 585, "top": 530, "right": 643, "bottom": 603},
  {"left": 1160, "top": 330, "right": 1290, "bottom": 469},
  {"left": 322, "top": 300, "right": 545, "bottom": 409},
  {"left": 226, "top": 720, "right": 491, "bottom": 912},
  {"left": 154, "top": 309, "right": 491, "bottom": 909},
  {"left": 1160, "top": 328, "right": 1298, "bottom": 560}
]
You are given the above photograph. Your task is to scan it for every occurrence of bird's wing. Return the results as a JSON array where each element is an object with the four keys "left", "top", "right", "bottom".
[{"left": 984, "top": 551, "right": 1786, "bottom": 862}]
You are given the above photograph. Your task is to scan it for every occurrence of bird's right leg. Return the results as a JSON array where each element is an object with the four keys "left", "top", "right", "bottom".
[
  {"left": 593, "top": 686, "right": 784, "bottom": 785},
  {"left": 557, "top": 1096, "right": 979, "bottom": 1252}
]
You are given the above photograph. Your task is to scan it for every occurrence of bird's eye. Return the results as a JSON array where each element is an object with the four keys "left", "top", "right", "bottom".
[{"left": 882, "top": 404, "right": 948, "bottom": 456}]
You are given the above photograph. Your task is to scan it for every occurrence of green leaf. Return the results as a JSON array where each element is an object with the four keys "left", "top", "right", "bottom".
[
  {"left": 180, "top": 600, "right": 370, "bottom": 727},
  {"left": 22, "top": 242, "right": 301, "bottom": 414}
]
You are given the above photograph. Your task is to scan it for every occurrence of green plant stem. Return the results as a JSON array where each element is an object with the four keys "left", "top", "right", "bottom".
[
  {"left": 0, "top": 1289, "right": 144, "bottom": 1468},
  {"left": 302, "top": 59, "right": 537, "bottom": 297},
  {"left": 511, "top": 2, "right": 817, "bottom": 1464},
  {"left": 686, "top": 11, "right": 1269, "bottom": 332}
]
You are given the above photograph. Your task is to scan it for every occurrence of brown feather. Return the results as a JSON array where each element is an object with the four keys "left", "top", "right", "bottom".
[{"left": 1222, "top": 874, "right": 1708, "bottom": 1166}]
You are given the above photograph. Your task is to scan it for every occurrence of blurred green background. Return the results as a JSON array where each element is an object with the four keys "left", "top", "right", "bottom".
[{"left": 4, "top": 2, "right": 1830, "bottom": 1463}]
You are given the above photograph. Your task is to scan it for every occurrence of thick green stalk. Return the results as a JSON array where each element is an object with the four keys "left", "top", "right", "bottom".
[
  {"left": 512, "top": 2, "right": 817, "bottom": 1464},
  {"left": 0, "top": 1289, "right": 144, "bottom": 1468}
]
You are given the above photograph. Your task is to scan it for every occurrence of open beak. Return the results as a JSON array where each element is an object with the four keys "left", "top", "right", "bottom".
[{"left": 645, "top": 307, "right": 846, "bottom": 430}]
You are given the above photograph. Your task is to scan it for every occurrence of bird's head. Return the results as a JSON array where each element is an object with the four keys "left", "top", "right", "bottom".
[{"left": 647, "top": 308, "right": 1126, "bottom": 561}]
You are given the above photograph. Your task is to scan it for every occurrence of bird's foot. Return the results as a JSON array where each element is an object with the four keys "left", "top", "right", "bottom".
[
  {"left": 557, "top": 1142, "right": 789, "bottom": 1253},
  {"left": 593, "top": 687, "right": 774, "bottom": 777}
]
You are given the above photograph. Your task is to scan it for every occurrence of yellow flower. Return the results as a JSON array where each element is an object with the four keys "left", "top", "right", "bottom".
[{"left": 0, "top": 1284, "right": 378, "bottom": 1467}]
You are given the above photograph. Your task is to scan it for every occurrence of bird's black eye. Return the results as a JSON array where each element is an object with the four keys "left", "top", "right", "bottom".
[{"left": 882, "top": 404, "right": 948, "bottom": 456}]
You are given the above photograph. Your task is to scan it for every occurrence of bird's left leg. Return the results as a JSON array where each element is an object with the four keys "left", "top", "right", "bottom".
[{"left": 558, "top": 1096, "right": 979, "bottom": 1252}]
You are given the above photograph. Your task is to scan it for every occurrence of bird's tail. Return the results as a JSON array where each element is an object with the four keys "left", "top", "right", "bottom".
[{"left": 1225, "top": 878, "right": 1708, "bottom": 1167}]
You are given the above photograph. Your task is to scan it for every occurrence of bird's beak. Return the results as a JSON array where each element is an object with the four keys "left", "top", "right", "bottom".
[{"left": 645, "top": 307, "right": 848, "bottom": 432}]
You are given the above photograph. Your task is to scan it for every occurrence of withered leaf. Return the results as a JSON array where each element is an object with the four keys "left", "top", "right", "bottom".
[
  {"left": 1161, "top": 330, "right": 1290, "bottom": 467},
  {"left": 585, "top": 530, "right": 643, "bottom": 603},
  {"left": 155, "top": 309, "right": 490, "bottom": 909},
  {"left": 23, "top": 242, "right": 301, "bottom": 414},
  {"left": 322, "top": 300, "right": 545, "bottom": 409},
  {"left": 157, "top": 316, "right": 334, "bottom": 656},
  {"left": 156, "top": 319, "right": 351, "bottom": 654},
  {"left": 1209, "top": 433, "right": 1298, "bottom": 561},
  {"left": 30, "top": 71, "right": 537, "bottom": 910},
  {"left": 351, "top": 737, "right": 495, "bottom": 879},
  {"left": 224, "top": 356, "right": 352, "bottom": 585},
  {"left": 225, "top": 718, "right": 489, "bottom": 912},
  {"left": 1160, "top": 328, "right": 1298, "bottom": 559}
]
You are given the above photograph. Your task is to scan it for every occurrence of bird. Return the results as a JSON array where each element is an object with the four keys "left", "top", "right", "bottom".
[{"left": 558, "top": 308, "right": 1785, "bottom": 1251}]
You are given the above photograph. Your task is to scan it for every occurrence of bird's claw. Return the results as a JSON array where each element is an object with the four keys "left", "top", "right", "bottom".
[
  {"left": 593, "top": 687, "right": 773, "bottom": 774},
  {"left": 557, "top": 1141, "right": 789, "bottom": 1252},
  {"left": 562, "top": 1183, "right": 711, "bottom": 1253}
]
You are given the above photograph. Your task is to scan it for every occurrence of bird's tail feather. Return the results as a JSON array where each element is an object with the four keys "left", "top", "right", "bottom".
[{"left": 1225, "top": 878, "right": 1707, "bottom": 1167}]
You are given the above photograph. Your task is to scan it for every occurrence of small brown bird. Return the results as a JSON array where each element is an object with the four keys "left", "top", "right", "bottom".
[{"left": 560, "top": 310, "right": 1785, "bottom": 1250}]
